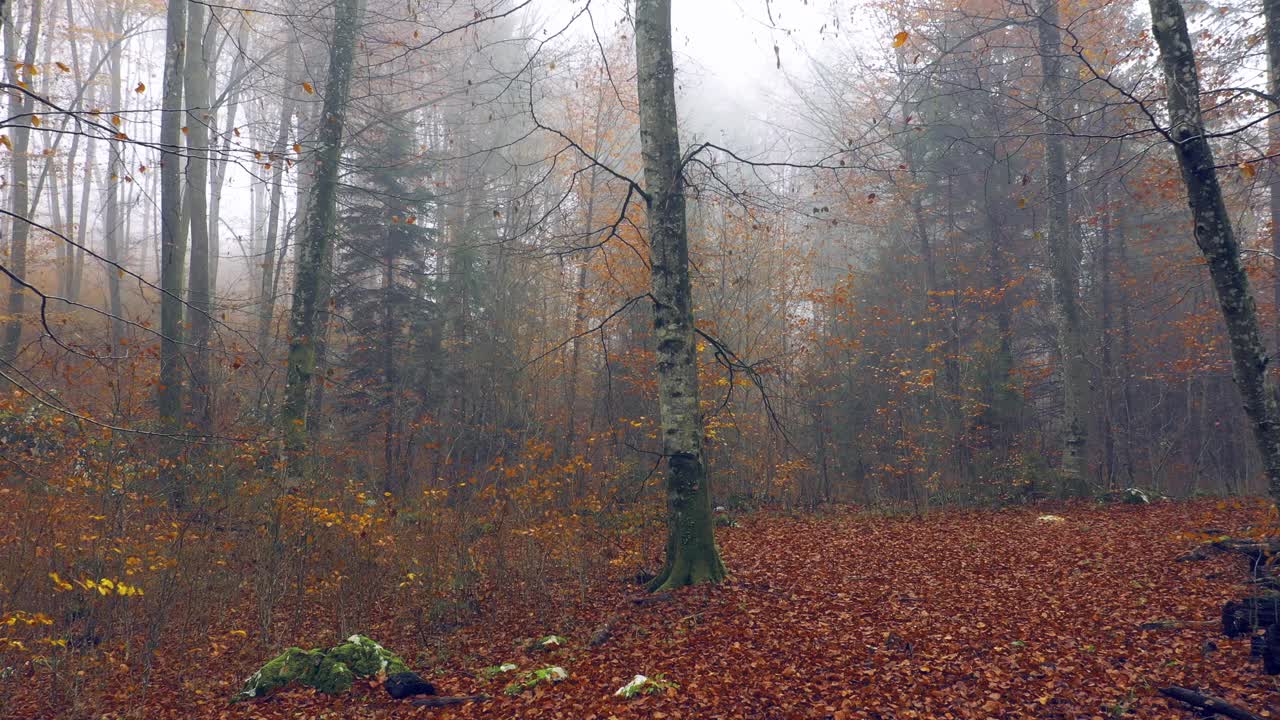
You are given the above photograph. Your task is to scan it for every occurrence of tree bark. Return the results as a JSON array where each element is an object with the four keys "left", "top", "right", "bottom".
[
  {"left": 184, "top": 0, "right": 213, "bottom": 432},
  {"left": 1038, "top": 0, "right": 1089, "bottom": 495},
  {"left": 281, "top": 0, "right": 359, "bottom": 459},
  {"left": 634, "top": 0, "right": 725, "bottom": 591},
  {"left": 1266, "top": 0, "right": 1280, "bottom": 353},
  {"left": 103, "top": 5, "right": 125, "bottom": 348},
  {"left": 1, "top": 0, "right": 44, "bottom": 363},
  {"left": 1148, "top": 0, "right": 1280, "bottom": 502},
  {"left": 159, "top": 0, "right": 188, "bottom": 471}
]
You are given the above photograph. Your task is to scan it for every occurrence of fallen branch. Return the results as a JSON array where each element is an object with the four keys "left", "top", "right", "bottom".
[
  {"left": 1138, "top": 619, "right": 1217, "bottom": 631},
  {"left": 411, "top": 694, "right": 489, "bottom": 708},
  {"left": 1158, "top": 686, "right": 1263, "bottom": 720}
]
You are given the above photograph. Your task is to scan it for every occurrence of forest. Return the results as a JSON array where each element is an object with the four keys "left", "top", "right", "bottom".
[{"left": 4, "top": 0, "right": 1280, "bottom": 716}]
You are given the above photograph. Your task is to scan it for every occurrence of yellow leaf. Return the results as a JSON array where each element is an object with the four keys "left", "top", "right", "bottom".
[
  {"left": 0, "top": 136, "right": 11, "bottom": 151},
  {"left": 55, "top": 61, "right": 70, "bottom": 72},
  {"left": 302, "top": 81, "right": 315, "bottom": 94},
  {"left": 111, "top": 115, "right": 122, "bottom": 126},
  {"left": 1018, "top": 197, "right": 1028, "bottom": 209},
  {"left": 229, "top": 629, "right": 247, "bottom": 637},
  {"left": 30, "top": 115, "right": 41, "bottom": 128},
  {"left": 893, "top": 31, "right": 910, "bottom": 48},
  {"left": 1241, "top": 162, "right": 1257, "bottom": 180},
  {"left": 293, "top": 143, "right": 302, "bottom": 153},
  {"left": 135, "top": 81, "right": 145, "bottom": 94}
]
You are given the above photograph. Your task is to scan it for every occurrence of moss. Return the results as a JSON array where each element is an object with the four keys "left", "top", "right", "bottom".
[
  {"left": 234, "top": 647, "right": 325, "bottom": 701},
  {"left": 325, "top": 634, "right": 410, "bottom": 676},
  {"left": 307, "top": 656, "right": 355, "bottom": 694},
  {"left": 503, "top": 665, "right": 568, "bottom": 695},
  {"left": 234, "top": 635, "right": 410, "bottom": 702}
]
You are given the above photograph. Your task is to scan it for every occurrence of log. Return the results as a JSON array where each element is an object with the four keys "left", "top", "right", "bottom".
[
  {"left": 1159, "top": 686, "right": 1264, "bottom": 720},
  {"left": 1222, "top": 595, "right": 1280, "bottom": 638},
  {"left": 411, "top": 694, "right": 488, "bottom": 708}
]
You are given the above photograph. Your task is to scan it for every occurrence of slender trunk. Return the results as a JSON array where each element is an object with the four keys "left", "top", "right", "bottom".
[
  {"left": 1, "top": 0, "right": 44, "bottom": 363},
  {"left": 635, "top": 0, "right": 725, "bottom": 591},
  {"left": 381, "top": 238, "right": 398, "bottom": 494},
  {"left": 1038, "top": 0, "right": 1089, "bottom": 495},
  {"left": 1100, "top": 195, "right": 1116, "bottom": 489},
  {"left": 257, "top": 75, "right": 295, "bottom": 356},
  {"left": 103, "top": 10, "right": 125, "bottom": 348},
  {"left": 185, "top": 0, "right": 213, "bottom": 431},
  {"left": 1266, "top": 0, "right": 1280, "bottom": 352},
  {"left": 208, "top": 18, "right": 249, "bottom": 292},
  {"left": 1149, "top": 0, "right": 1280, "bottom": 502},
  {"left": 159, "top": 0, "right": 189, "bottom": 455},
  {"left": 281, "top": 0, "right": 360, "bottom": 459}
]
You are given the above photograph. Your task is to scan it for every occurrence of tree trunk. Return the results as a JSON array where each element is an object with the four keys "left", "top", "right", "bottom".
[
  {"left": 1266, "top": 0, "right": 1280, "bottom": 353},
  {"left": 1148, "top": 0, "right": 1280, "bottom": 502},
  {"left": 1038, "top": 0, "right": 1089, "bottom": 495},
  {"left": 208, "top": 17, "right": 250, "bottom": 298},
  {"left": 281, "top": 0, "right": 360, "bottom": 459},
  {"left": 184, "top": 0, "right": 212, "bottom": 432},
  {"left": 1, "top": 0, "right": 44, "bottom": 363},
  {"left": 257, "top": 68, "right": 295, "bottom": 357},
  {"left": 159, "top": 0, "right": 188, "bottom": 457},
  {"left": 634, "top": 0, "right": 725, "bottom": 591},
  {"left": 103, "top": 6, "right": 125, "bottom": 348}
]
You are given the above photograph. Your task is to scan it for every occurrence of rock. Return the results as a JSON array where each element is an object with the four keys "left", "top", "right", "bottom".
[
  {"left": 385, "top": 671, "right": 437, "bottom": 699},
  {"left": 234, "top": 635, "right": 413, "bottom": 701},
  {"left": 235, "top": 647, "right": 340, "bottom": 700}
]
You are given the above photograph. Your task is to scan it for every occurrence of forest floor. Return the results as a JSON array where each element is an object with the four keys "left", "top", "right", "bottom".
[{"left": 15, "top": 500, "right": 1280, "bottom": 719}]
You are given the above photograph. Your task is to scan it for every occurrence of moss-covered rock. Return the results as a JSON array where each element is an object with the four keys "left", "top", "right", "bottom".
[
  {"left": 233, "top": 635, "right": 411, "bottom": 701},
  {"left": 326, "top": 634, "right": 410, "bottom": 677},
  {"left": 235, "top": 647, "right": 327, "bottom": 700}
]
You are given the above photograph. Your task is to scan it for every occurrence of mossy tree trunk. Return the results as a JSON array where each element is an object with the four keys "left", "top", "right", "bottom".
[
  {"left": 634, "top": 0, "right": 726, "bottom": 591},
  {"left": 1149, "top": 0, "right": 1280, "bottom": 503},
  {"left": 281, "top": 0, "right": 359, "bottom": 463}
]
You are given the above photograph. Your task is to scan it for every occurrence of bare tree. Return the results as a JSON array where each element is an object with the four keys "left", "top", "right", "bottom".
[
  {"left": 1148, "top": 0, "right": 1280, "bottom": 502},
  {"left": 635, "top": 0, "right": 726, "bottom": 590}
]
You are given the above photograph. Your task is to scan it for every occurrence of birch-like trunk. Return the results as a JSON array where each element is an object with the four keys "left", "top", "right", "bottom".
[
  {"left": 1149, "top": 0, "right": 1280, "bottom": 502},
  {"left": 634, "top": 0, "right": 725, "bottom": 591},
  {"left": 1038, "top": 0, "right": 1090, "bottom": 495},
  {"left": 281, "top": 0, "right": 359, "bottom": 458}
]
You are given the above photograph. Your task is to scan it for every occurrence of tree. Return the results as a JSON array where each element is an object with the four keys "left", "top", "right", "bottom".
[
  {"left": 281, "top": 0, "right": 361, "bottom": 459},
  {"left": 1147, "top": 0, "right": 1280, "bottom": 502},
  {"left": 1037, "top": 0, "right": 1089, "bottom": 495},
  {"left": 1, "top": 0, "right": 44, "bottom": 363},
  {"left": 634, "top": 0, "right": 726, "bottom": 590},
  {"left": 159, "top": 0, "right": 188, "bottom": 449},
  {"left": 185, "top": 0, "right": 213, "bottom": 431}
]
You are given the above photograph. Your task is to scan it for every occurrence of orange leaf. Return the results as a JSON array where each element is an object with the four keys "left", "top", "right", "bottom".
[{"left": 893, "top": 31, "right": 910, "bottom": 48}]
